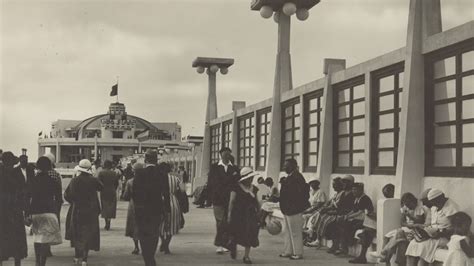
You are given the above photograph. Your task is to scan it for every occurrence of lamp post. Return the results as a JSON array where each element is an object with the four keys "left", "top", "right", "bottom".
[
  {"left": 251, "top": 0, "right": 320, "bottom": 181},
  {"left": 193, "top": 57, "right": 234, "bottom": 186}
]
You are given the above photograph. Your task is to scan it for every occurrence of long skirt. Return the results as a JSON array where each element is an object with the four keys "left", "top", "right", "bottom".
[
  {"left": 125, "top": 200, "right": 138, "bottom": 240},
  {"left": 159, "top": 194, "right": 182, "bottom": 238},
  {"left": 31, "top": 213, "right": 62, "bottom": 245},
  {"left": 405, "top": 237, "right": 449, "bottom": 263},
  {"left": 309, "top": 211, "right": 337, "bottom": 239}
]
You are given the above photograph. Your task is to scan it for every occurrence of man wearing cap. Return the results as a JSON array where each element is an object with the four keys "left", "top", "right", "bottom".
[
  {"left": 132, "top": 150, "right": 171, "bottom": 266},
  {"left": 406, "top": 189, "right": 460, "bottom": 265},
  {"left": 207, "top": 147, "right": 240, "bottom": 254}
]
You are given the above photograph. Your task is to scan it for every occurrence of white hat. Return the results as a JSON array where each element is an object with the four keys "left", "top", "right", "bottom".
[
  {"left": 427, "top": 189, "right": 444, "bottom": 201},
  {"left": 342, "top": 174, "right": 355, "bottom": 182},
  {"left": 239, "top": 166, "right": 259, "bottom": 182},
  {"left": 77, "top": 159, "right": 92, "bottom": 174},
  {"left": 43, "top": 152, "right": 56, "bottom": 163}
]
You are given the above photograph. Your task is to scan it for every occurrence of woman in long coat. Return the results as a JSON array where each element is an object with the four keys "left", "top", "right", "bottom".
[
  {"left": 158, "top": 163, "right": 184, "bottom": 254},
  {"left": 98, "top": 160, "right": 119, "bottom": 230},
  {"left": 0, "top": 152, "right": 27, "bottom": 266},
  {"left": 64, "top": 159, "right": 103, "bottom": 265},
  {"left": 123, "top": 162, "right": 144, "bottom": 255}
]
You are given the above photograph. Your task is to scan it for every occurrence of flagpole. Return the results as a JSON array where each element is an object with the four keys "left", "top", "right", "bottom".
[{"left": 116, "top": 76, "right": 119, "bottom": 103}]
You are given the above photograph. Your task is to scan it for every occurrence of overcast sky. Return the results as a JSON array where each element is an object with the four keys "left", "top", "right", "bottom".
[{"left": 1, "top": 0, "right": 473, "bottom": 159}]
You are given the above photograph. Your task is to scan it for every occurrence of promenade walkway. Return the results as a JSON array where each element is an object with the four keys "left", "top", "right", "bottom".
[{"left": 6, "top": 201, "right": 369, "bottom": 266}]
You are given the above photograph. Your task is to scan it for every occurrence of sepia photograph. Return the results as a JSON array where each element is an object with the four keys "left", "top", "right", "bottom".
[{"left": 1, "top": 0, "right": 473, "bottom": 265}]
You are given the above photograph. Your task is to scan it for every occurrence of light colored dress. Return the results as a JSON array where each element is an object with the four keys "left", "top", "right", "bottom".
[
  {"left": 444, "top": 235, "right": 474, "bottom": 266},
  {"left": 405, "top": 199, "right": 459, "bottom": 263},
  {"left": 159, "top": 174, "right": 183, "bottom": 238},
  {"left": 31, "top": 213, "right": 62, "bottom": 245}
]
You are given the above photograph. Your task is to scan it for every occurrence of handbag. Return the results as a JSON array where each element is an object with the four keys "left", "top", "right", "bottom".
[{"left": 413, "top": 227, "right": 430, "bottom": 242}]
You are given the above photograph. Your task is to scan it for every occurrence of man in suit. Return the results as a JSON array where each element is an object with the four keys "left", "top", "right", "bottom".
[
  {"left": 132, "top": 150, "right": 170, "bottom": 266},
  {"left": 207, "top": 147, "right": 239, "bottom": 254},
  {"left": 15, "top": 155, "right": 34, "bottom": 187}
]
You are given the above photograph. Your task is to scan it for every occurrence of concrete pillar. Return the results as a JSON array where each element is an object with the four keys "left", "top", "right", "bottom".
[
  {"left": 199, "top": 70, "right": 218, "bottom": 181},
  {"left": 266, "top": 11, "right": 293, "bottom": 182},
  {"left": 316, "top": 59, "right": 346, "bottom": 196},
  {"left": 38, "top": 144, "right": 46, "bottom": 158},
  {"left": 56, "top": 141, "right": 61, "bottom": 164},
  {"left": 364, "top": 71, "right": 373, "bottom": 176},
  {"left": 396, "top": 0, "right": 442, "bottom": 197},
  {"left": 231, "top": 112, "right": 239, "bottom": 160},
  {"left": 94, "top": 136, "right": 98, "bottom": 161}
]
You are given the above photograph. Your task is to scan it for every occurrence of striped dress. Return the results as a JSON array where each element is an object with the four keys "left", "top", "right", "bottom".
[{"left": 160, "top": 174, "right": 183, "bottom": 238}]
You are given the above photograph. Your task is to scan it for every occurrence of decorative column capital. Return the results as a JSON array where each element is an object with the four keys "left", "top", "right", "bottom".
[
  {"left": 251, "top": 0, "right": 320, "bottom": 21},
  {"left": 192, "top": 57, "right": 234, "bottom": 75}
]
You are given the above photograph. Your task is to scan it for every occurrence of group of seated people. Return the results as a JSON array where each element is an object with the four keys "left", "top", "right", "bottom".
[{"left": 296, "top": 175, "right": 473, "bottom": 265}]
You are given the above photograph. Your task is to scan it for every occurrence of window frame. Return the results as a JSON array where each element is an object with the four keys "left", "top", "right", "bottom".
[
  {"left": 425, "top": 39, "right": 474, "bottom": 177},
  {"left": 370, "top": 62, "right": 404, "bottom": 175},
  {"left": 281, "top": 98, "right": 301, "bottom": 168},
  {"left": 237, "top": 113, "right": 255, "bottom": 167},
  {"left": 333, "top": 75, "right": 366, "bottom": 174},
  {"left": 210, "top": 124, "right": 221, "bottom": 164},
  {"left": 256, "top": 107, "right": 271, "bottom": 171},
  {"left": 303, "top": 90, "right": 323, "bottom": 172},
  {"left": 221, "top": 120, "right": 232, "bottom": 150}
]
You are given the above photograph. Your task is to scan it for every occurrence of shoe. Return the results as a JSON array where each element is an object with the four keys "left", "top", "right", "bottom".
[
  {"left": 81, "top": 261, "right": 87, "bottom": 266},
  {"left": 222, "top": 247, "right": 229, "bottom": 253},
  {"left": 348, "top": 257, "right": 368, "bottom": 264},
  {"left": 73, "top": 258, "right": 79, "bottom": 264},
  {"left": 327, "top": 247, "right": 337, "bottom": 254},
  {"left": 289, "top": 255, "right": 303, "bottom": 260},
  {"left": 216, "top": 247, "right": 224, "bottom": 254},
  {"left": 306, "top": 239, "right": 320, "bottom": 247},
  {"left": 164, "top": 247, "right": 171, "bottom": 255},
  {"left": 334, "top": 249, "right": 348, "bottom": 256},
  {"left": 243, "top": 257, "right": 252, "bottom": 264},
  {"left": 132, "top": 249, "right": 140, "bottom": 255},
  {"left": 279, "top": 253, "right": 291, "bottom": 258}
]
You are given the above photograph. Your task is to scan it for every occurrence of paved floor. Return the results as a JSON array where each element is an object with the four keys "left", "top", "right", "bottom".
[{"left": 3, "top": 201, "right": 375, "bottom": 266}]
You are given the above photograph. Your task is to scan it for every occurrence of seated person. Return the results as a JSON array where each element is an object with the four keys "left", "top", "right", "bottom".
[
  {"left": 331, "top": 182, "right": 374, "bottom": 258},
  {"left": 373, "top": 192, "right": 430, "bottom": 264},
  {"left": 348, "top": 183, "right": 395, "bottom": 264},
  {"left": 303, "top": 177, "right": 344, "bottom": 247},
  {"left": 444, "top": 212, "right": 474, "bottom": 266},
  {"left": 263, "top": 177, "right": 279, "bottom": 203},
  {"left": 303, "top": 179, "right": 327, "bottom": 215},
  {"left": 406, "top": 189, "right": 459, "bottom": 266}
]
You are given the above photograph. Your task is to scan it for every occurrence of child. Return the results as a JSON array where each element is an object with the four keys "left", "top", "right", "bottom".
[
  {"left": 374, "top": 192, "right": 429, "bottom": 263},
  {"left": 444, "top": 212, "right": 474, "bottom": 266}
]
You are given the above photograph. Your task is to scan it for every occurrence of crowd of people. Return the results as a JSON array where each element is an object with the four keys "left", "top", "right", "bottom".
[
  {"left": 201, "top": 147, "right": 473, "bottom": 265},
  {"left": 1, "top": 146, "right": 473, "bottom": 266},
  {"left": 0, "top": 149, "right": 188, "bottom": 266}
]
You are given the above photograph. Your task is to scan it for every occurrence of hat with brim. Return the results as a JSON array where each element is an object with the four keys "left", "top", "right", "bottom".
[
  {"left": 308, "top": 179, "right": 320, "bottom": 185},
  {"left": 342, "top": 174, "right": 355, "bottom": 183},
  {"left": 77, "top": 159, "right": 93, "bottom": 174},
  {"left": 239, "top": 166, "right": 259, "bottom": 182},
  {"left": 2, "top": 151, "right": 19, "bottom": 166}
]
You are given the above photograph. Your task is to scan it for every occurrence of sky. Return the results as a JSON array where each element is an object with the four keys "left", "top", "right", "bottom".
[{"left": 0, "top": 0, "right": 473, "bottom": 159}]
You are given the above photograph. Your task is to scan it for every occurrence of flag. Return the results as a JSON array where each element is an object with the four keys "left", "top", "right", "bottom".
[
  {"left": 110, "top": 84, "right": 118, "bottom": 96},
  {"left": 38, "top": 131, "right": 43, "bottom": 136}
]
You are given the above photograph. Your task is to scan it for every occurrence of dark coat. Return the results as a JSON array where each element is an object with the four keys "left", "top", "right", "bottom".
[
  {"left": 13, "top": 165, "right": 34, "bottom": 188},
  {"left": 0, "top": 164, "right": 27, "bottom": 261},
  {"left": 25, "top": 171, "right": 62, "bottom": 215},
  {"left": 98, "top": 169, "right": 119, "bottom": 219},
  {"left": 279, "top": 171, "right": 310, "bottom": 216},
  {"left": 64, "top": 173, "right": 103, "bottom": 251},
  {"left": 132, "top": 165, "right": 170, "bottom": 239},
  {"left": 207, "top": 163, "right": 239, "bottom": 207}
]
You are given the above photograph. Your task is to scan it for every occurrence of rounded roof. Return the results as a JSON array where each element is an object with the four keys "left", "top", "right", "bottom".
[{"left": 74, "top": 114, "right": 159, "bottom": 132}]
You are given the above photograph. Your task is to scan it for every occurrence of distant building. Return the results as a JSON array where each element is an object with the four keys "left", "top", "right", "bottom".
[{"left": 38, "top": 102, "right": 185, "bottom": 167}]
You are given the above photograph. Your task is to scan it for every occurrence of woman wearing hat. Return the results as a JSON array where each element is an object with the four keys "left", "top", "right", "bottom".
[
  {"left": 25, "top": 156, "right": 63, "bottom": 266},
  {"left": 406, "top": 189, "right": 460, "bottom": 266},
  {"left": 0, "top": 152, "right": 28, "bottom": 266},
  {"left": 98, "top": 160, "right": 119, "bottom": 231},
  {"left": 123, "top": 162, "right": 144, "bottom": 255},
  {"left": 64, "top": 159, "right": 104, "bottom": 266},
  {"left": 227, "top": 166, "right": 260, "bottom": 264}
]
